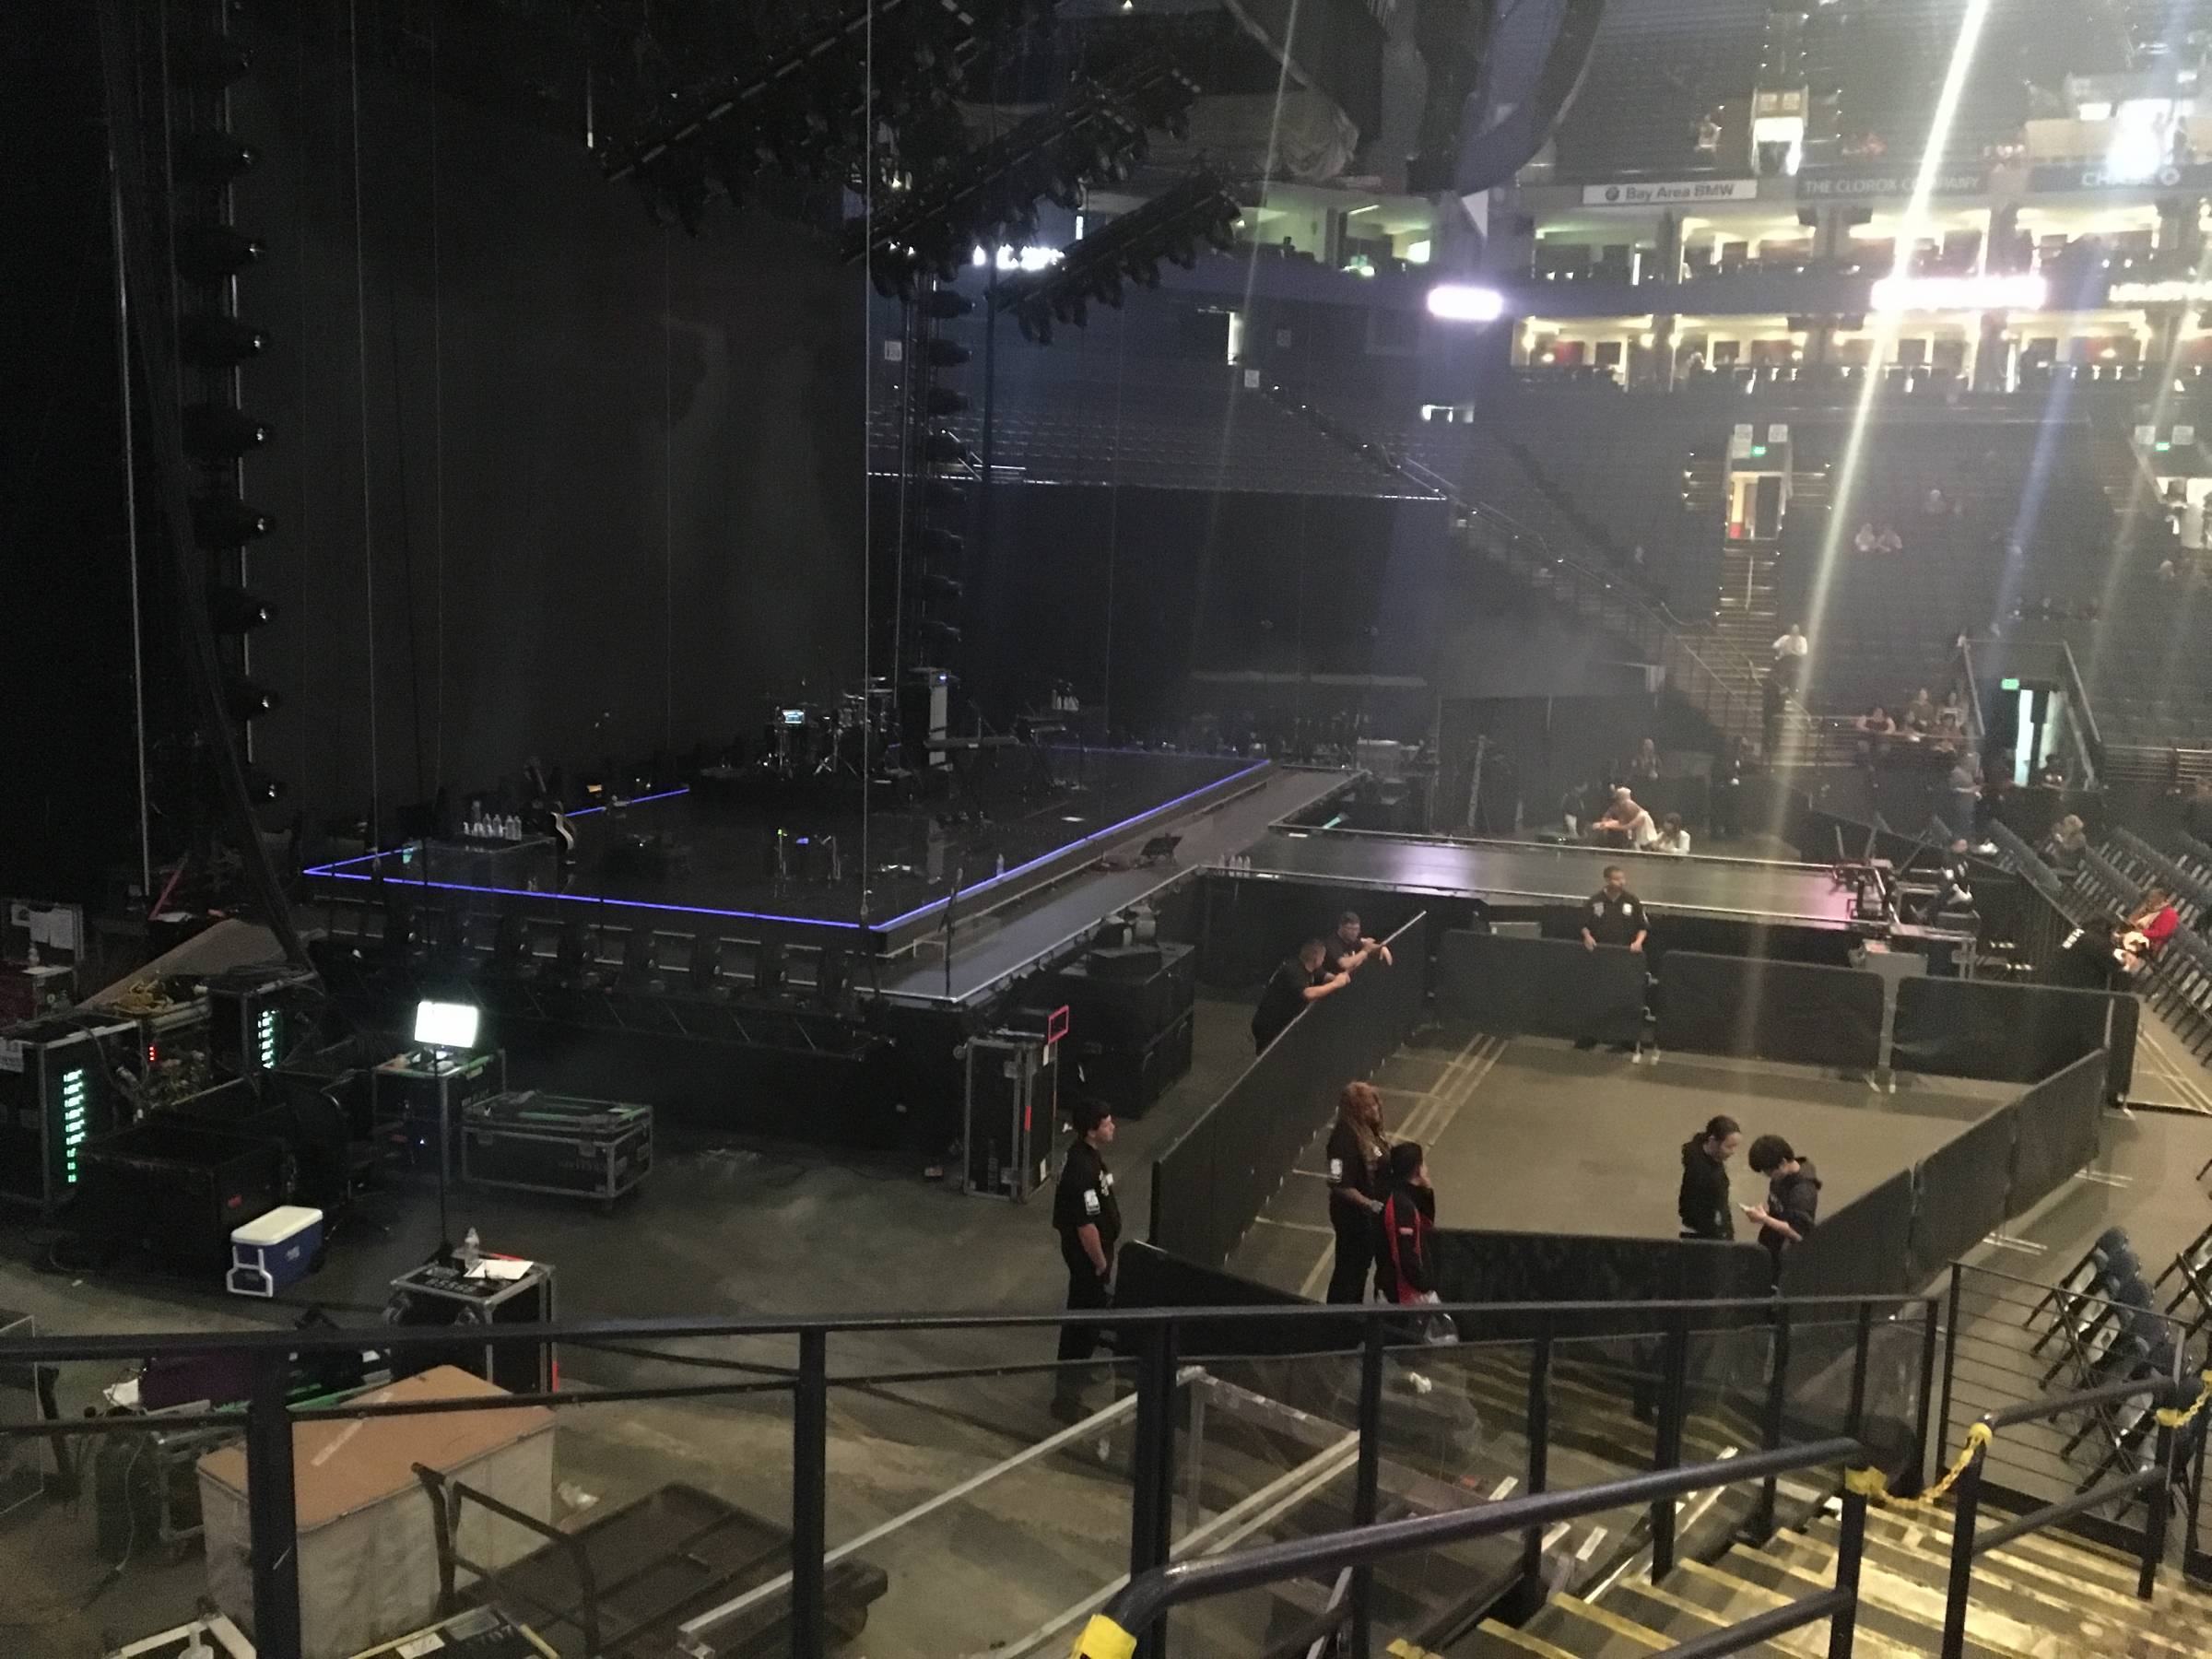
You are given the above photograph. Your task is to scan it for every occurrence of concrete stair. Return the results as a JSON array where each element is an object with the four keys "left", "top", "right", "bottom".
[{"left": 1448, "top": 1498, "right": 2212, "bottom": 1658}]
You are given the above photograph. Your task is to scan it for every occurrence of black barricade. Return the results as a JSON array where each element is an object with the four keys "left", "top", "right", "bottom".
[
  {"left": 1892, "top": 977, "right": 2132, "bottom": 1091},
  {"left": 1906, "top": 1106, "right": 2018, "bottom": 1287},
  {"left": 1653, "top": 952, "right": 1885, "bottom": 1071},
  {"left": 2009, "top": 1048, "right": 2108, "bottom": 1218},
  {"left": 1777, "top": 1167, "right": 1917, "bottom": 1301},
  {"left": 1428, "top": 1229, "right": 1773, "bottom": 1342},
  {"left": 1112, "top": 1241, "right": 1363, "bottom": 1359},
  {"left": 1150, "top": 912, "right": 1430, "bottom": 1268},
  {"left": 1434, "top": 930, "right": 1645, "bottom": 1046}
]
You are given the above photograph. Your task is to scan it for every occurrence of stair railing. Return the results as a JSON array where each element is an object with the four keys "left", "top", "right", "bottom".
[
  {"left": 1934, "top": 1362, "right": 2194, "bottom": 1659},
  {"left": 1076, "top": 1437, "right": 1874, "bottom": 1659}
]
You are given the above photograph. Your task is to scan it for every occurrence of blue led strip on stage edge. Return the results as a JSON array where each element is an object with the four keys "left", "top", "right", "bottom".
[
  {"left": 304, "top": 759, "right": 1271, "bottom": 934},
  {"left": 302, "top": 787, "right": 694, "bottom": 875}
]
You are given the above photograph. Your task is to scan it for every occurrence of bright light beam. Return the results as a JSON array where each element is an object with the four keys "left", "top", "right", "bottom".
[
  {"left": 1427, "top": 283, "right": 1507, "bottom": 322},
  {"left": 1795, "top": 0, "right": 1998, "bottom": 744}
]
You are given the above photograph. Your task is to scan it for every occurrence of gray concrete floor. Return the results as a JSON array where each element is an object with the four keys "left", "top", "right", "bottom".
[
  {"left": 0, "top": 999, "right": 1264, "bottom": 1658},
  {"left": 1230, "top": 1023, "right": 2017, "bottom": 1299}
]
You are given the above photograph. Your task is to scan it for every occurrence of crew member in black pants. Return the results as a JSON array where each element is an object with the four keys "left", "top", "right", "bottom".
[
  {"left": 1050, "top": 1099, "right": 1121, "bottom": 1423},
  {"left": 1324, "top": 1082, "right": 1389, "bottom": 1302},
  {"left": 1677, "top": 1114, "right": 1740, "bottom": 1240}
]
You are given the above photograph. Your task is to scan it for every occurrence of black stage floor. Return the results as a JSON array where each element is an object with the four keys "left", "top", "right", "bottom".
[
  {"left": 1242, "top": 829, "right": 1859, "bottom": 928},
  {"left": 307, "top": 747, "right": 1266, "bottom": 955}
]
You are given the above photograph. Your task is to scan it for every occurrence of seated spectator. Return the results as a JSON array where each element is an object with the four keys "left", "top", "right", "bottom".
[
  {"left": 1858, "top": 705, "right": 1896, "bottom": 735},
  {"left": 1853, "top": 523, "right": 1879, "bottom": 555},
  {"left": 1624, "top": 737, "right": 1662, "bottom": 783},
  {"left": 1594, "top": 787, "right": 1658, "bottom": 850},
  {"left": 2042, "top": 814, "right": 2088, "bottom": 873},
  {"left": 1924, "top": 486, "right": 1945, "bottom": 515},
  {"left": 1653, "top": 814, "right": 1691, "bottom": 854},
  {"left": 1902, "top": 688, "right": 1936, "bottom": 732},
  {"left": 2160, "top": 558, "right": 2182, "bottom": 584},
  {"left": 2120, "top": 888, "right": 2180, "bottom": 969},
  {"left": 2037, "top": 757, "right": 2066, "bottom": 789},
  {"left": 1876, "top": 524, "right": 1904, "bottom": 555}
]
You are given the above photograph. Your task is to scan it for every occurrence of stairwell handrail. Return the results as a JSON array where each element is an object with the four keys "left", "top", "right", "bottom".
[
  {"left": 1077, "top": 1437, "right": 1869, "bottom": 1659},
  {"left": 1933, "top": 1361, "right": 2191, "bottom": 1658},
  {"left": 2060, "top": 639, "right": 2104, "bottom": 786}
]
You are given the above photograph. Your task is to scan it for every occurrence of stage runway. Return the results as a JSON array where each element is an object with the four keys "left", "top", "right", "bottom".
[
  {"left": 307, "top": 747, "right": 1268, "bottom": 955},
  {"left": 1229, "top": 1029, "right": 2018, "bottom": 1298},
  {"left": 1241, "top": 829, "right": 1860, "bottom": 928}
]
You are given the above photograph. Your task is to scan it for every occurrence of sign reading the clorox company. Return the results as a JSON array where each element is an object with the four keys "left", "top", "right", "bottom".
[{"left": 1580, "top": 179, "right": 1760, "bottom": 207}]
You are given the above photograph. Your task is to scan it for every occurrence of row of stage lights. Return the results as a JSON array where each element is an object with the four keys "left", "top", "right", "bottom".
[{"left": 167, "top": 12, "right": 284, "bottom": 803}]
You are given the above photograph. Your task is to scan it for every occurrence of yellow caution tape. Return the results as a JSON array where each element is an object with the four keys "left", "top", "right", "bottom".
[
  {"left": 1070, "top": 1614, "right": 1137, "bottom": 1659},
  {"left": 1845, "top": 1420, "right": 1993, "bottom": 1508},
  {"left": 2154, "top": 1369, "right": 2212, "bottom": 1431}
]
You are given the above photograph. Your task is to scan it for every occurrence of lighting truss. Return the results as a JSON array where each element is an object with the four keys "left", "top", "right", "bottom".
[
  {"left": 604, "top": 0, "right": 1054, "bottom": 226},
  {"left": 993, "top": 169, "right": 1239, "bottom": 343},
  {"left": 847, "top": 49, "right": 1202, "bottom": 291}
]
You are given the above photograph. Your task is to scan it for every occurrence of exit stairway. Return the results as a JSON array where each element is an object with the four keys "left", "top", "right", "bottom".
[{"left": 1431, "top": 1497, "right": 2212, "bottom": 1658}]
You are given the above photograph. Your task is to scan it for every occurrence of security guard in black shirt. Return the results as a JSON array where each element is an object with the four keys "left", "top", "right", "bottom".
[
  {"left": 1578, "top": 865, "right": 1648, "bottom": 1052},
  {"left": 1582, "top": 865, "right": 1648, "bottom": 951},
  {"left": 1051, "top": 1098, "right": 1121, "bottom": 1422}
]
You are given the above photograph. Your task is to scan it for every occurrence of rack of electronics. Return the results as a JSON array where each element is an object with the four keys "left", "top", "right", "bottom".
[{"left": 0, "top": 967, "right": 653, "bottom": 1283}]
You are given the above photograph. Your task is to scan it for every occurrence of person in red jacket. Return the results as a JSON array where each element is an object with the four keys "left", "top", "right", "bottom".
[
  {"left": 2120, "top": 888, "right": 2180, "bottom": 971},
  {"left": 1372, "top": 1142, "right": 1437, "bottom": 1306}
]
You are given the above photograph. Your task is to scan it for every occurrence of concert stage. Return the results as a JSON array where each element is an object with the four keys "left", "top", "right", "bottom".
[
  {"left": 1240, "top": 829, "right": 1861, "bottom": 930},
  {"left": 307, "top": 747, "right": 1272, "bottom": 959}
]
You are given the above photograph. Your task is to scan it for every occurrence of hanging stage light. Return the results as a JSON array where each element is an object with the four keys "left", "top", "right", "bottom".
[
  {"left": 924, "top": 339, "right": 972, "bottom": 369},
  {"left": 224, "top": 678, "right": 279, "bottom": 721},
  {"left": 174, "top": 133, "right": 257, "bottom": 183},
  {"left": 192, "top": 496, "right": 275, "bottom": 550},
  {"left": 916, "top": 572, "right": 964, "bottom": 605},
  {"left": 997, "top": 170, "right": 1241, "bottom": 344},
  {"left": 178, "top": 312, "right": 265, "bottom": 369},
  {"left": 174, "top": 223, "right": 263, "bottom": 281},
  {"left": 206, "top": 585, "right": 275, "bottom": 633},
  {"left": 919, "top": 619, "right": 962, "bottom": 651},
  {"left": 182, "top": 403, "right": 270, "bottom": 460}
]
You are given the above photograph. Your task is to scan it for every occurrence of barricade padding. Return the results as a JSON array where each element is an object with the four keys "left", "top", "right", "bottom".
[
  {"left": 1434, "top": 930, "right": 1645, "bottom": 1045},
  {"left": 1906, "top": 1106, "right": 2018, "bottom": 1286},
  {"left": 1892, "top": 978, "right": 2127, "bottom": 1087},
  {"left": 1430, "top": 1230, "right": 1772, "bottom": 1341},
  {"left": 1778, "top": 1167, "right": 1917, "bottom": 1300},
  {"left": 1653, "top": 952, "right": 1884, "bottom": 1070},
  {"left": 2008, "top": 1048, "right": 2107, "bottom": 1218},
  {"left": 1150, "top": 912, "right": 1429, "bottom": 1268}
]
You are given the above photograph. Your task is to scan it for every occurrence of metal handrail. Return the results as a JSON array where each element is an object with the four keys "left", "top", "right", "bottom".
[
  {"left": 1078, "top": 1437, "right": 1869, "bottom": 1658},
  {"left": 1935, "top": 1366, "right": 2190, "bottom": 1659},
  {"left": 2060, "top": 639, "right": 2105, "bottom": 785}
]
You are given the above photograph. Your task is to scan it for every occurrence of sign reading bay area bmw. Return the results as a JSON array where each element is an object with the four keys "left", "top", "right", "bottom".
[{"left": 1582, "top": 179, "right": 1760, "bottom": 207}]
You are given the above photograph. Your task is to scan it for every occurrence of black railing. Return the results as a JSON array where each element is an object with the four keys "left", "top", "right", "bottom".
[
  {"left": 1077, "top": 1437, "right": 1872, "bottom": 1659},
  {"left": 0, "top": 1291, "right": 1931, "bottom": 1659},
  {"left": 1936, "top": 1371, "right": 2193, "bottom": 1659}
]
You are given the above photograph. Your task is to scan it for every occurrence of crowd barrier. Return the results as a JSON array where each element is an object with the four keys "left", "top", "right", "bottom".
[
  {"left": 1891, "top": 976, "right": 2136, "bottom": 1096},
  {"left": 1653, "top": 952, "right": 1885, "bottom": 1071},
  {"left": 1149, "top": 912, "right": 1430, "bottom": 1268},
  {"left": 1429, "top": 1229, "right": 1772, "bottom": 1340},
  {"left": 1114, "top": 1241, "right": 1362, "bottom": 1358},
  {"left": 1197, "top": 876, "right": 1433, "bottom": 991},
  {"left": 1780, "top": 1047, "right": 2112, "bottom": 1304},
  {"left": 1434, "top": 929, "right": 1644, "bottom": 1045}
]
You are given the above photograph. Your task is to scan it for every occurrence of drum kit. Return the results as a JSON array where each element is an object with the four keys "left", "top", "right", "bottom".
[{"left": 759, "top": 684, "right": 899, "bottom": 781}]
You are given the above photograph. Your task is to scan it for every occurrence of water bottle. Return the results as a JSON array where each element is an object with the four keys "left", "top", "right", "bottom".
[{"left": 460, "top": 1227, "right": 481, "bottom": 1271}]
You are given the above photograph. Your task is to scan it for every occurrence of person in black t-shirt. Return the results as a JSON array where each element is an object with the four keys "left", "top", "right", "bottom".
[
  {"left": 1324, "top": 1082, "right": 1390, "bottom": 1303},
  {"left": 1577, "top": 866, "right": 1648, "bottom": 1051},
  {"left": 1581, "top": 865, "right": 1648, "bottom": 951},
  {"left": 1328, "top": 911, "right": 1394, "bottom": 977},
  {"left": 1250, "top": 939, "right": 1350, "bottom": 1053},
  {"left": 1050, "top": 1099, "right": 1121, "bottom": 1422},
  {"left": 1677, "top": 1114, "right": 1740, "bottom": 1241}
]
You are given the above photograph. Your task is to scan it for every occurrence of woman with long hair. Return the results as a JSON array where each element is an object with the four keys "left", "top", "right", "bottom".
[{"left": 1324, "top": 1081, "right": 1390, "bottom": 1303}]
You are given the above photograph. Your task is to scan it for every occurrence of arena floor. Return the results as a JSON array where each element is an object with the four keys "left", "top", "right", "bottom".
[{"left": 1229, "top": 1022, "right": 2021, "bottom": 1299}]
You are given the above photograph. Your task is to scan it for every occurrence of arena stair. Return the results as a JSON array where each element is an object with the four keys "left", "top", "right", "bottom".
[{"left": 1441, "top": 1498, "right": 2212, "bottom": 1658}]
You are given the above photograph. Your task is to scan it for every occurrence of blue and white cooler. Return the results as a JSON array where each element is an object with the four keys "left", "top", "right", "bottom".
[{"left": 227, "top": 1206, "right": 324, "bottom": 1298}]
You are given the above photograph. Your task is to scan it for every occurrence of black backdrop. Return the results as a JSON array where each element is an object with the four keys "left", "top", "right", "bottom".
[{"left": 229, "top": 19, "right": 867, "bottom": 830}]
